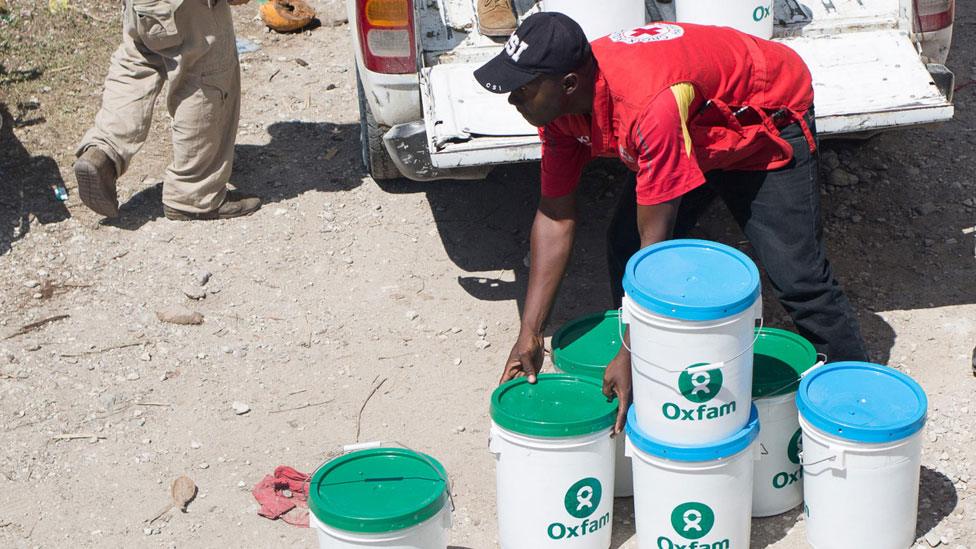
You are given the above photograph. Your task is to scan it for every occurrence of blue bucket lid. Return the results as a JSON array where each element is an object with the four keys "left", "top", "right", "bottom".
[
  {"left": 797, "top": 362, "right": 927, "bottom": 443},
  {"left": 622, "top": 239, "right": 760, "bottom": 321},
  {"left": 625, "top": 404, "right": 759, "bottom": 462}
]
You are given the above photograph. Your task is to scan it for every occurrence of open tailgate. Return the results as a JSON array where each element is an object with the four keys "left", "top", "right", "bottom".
[
  {"left": 780, "top": 29, "right": 953, "bottom": 135},
  {"left": 420, "top": 29, "right": 952, "bottom": 168}
]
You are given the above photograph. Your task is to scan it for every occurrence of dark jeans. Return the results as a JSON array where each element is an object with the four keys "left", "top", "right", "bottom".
[{"left": 607, "top": 110, "right": 868, "bottom": 362}]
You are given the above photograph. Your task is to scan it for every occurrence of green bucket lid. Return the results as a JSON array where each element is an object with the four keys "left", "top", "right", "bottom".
[
  {"left": 308, "top": 448, "right": 449, "bottom": 533},
  {"left": 551, "top": 311, "right": 622, "bottom": 379},
  {"left": 753, "top": 327, "right": 818, "bottom": 398},
  {"left": 490, "top": 374, "right": 617, "bottom": 438}
]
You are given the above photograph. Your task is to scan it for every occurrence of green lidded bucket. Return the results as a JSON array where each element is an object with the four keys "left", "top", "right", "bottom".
[
  {"left": 308, "top": 448, "right": 450, "bottom": 542},
  {"left": 490, "top": 374, "right": 616, "bottom": 437},
  {"left": 490, "top": 374, "right": 619, "bottom": 546},
  {"left": 551, "top": 310, "right": 623, "bottom": 379},
  {"left": 752, "top": 327, "right": 819, "bottom": 399},
  {"left": 751, "top": 327, "right": 819, "bottom": 518}
]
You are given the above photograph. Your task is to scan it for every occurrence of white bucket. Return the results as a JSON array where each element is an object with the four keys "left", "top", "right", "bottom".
[
  {"left": 625, "top": 404, "right": 760, "bottom": 549},
  {"left": 621, "top": 240, "right": 762, "bottom": 446},
  {"left": 310, "top": 507, "right": 451, "bottom": 549},
  {"left": 750, "top": 327, "right": 820, "bottom": 517},
  {"left": 539, "top": 0, "right": 646, "bottom": 40},
  {"left": 797, "top": 362, "right": 928, "bottom": 549},
  {"left": 490, "top": 375, "right": 618, "bottom": 548},
  {"left": 675, "top": 0, "right": 774, "bottom": 39},
  {"left": 307, "top": 446, "right": 452, "bottom": 549},
  {"left": 752, "top": 393, "right": 803, "bottom": 517}
]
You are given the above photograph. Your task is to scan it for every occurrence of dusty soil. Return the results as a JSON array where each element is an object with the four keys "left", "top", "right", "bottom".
[{"left": 1, "top": 1, "right": 974, "bottom": 548}]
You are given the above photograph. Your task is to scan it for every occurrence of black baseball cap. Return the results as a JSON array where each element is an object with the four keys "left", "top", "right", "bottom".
[{"left": 474, "top": 12, "right": 591, "bottom": 94}]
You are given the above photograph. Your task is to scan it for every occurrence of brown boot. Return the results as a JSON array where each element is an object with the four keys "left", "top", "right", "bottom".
[
  {"left": 74, "top": 146, "right": 119, "bottom": 217},
  {"left": 477, "top": 0, "right": 516, "bottom": 37},
  {"left": 163, "top": 190, "right": 262, "bottom": 221}
]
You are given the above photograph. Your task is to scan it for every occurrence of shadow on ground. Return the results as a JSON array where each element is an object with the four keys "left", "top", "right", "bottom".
[
  {"left": 916, "top": 465, "right": 958, "bottom": 538},
  {"left": 0, "top": 103, "right": 70, "bottom": 257},
  {"left": 103, "top": 121, "right": 361, "bottom": 230}
]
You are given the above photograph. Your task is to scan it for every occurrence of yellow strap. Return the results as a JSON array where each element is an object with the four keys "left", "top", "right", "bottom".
[{"left": 670, "top": 83, "right": 695, "bottom": 158}]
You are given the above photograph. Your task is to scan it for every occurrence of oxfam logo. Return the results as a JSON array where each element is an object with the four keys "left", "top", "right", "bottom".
[
  {"left": 564, "top": 478, "right": 602, "bottom": 519},
  {"left": 788, "top": 428, "right": 803, "bottom": 465},
  {"left": 753, "top": 3, "right": 771, "bottom": 21},
  {"left": 670, "top": 502, "right": 715, "bottom": 540},
  {"left": 678, "top": 364, "right": 723, "bottom": 403}
]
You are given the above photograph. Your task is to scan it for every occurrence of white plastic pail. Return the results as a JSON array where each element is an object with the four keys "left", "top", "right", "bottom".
[
  {"left": 310, "top": 507, "right": 451, "bottom": 549},
  {"left": 750, "top": 328, "right": 820, "bottom": 517},
  {"left": 622, "top": 240, "right": 762, "bottom": 446},
  {"left": 308, "top": 447, "right": 452, "bottom": 549},
  {"left": 491, "top": 375, "right": 618, "bottom": 548},
  {"left": 797, "top": 362, "right": 928, "bottom": 549},
  {"left": 539, "top": 0, "right": 646, "bottom": 40},
  {"left": 675, "top": 0, "right": 774, "bottom": 39},
  {"left": 625, "top": 404, "right": 760, "bottom": 549}
]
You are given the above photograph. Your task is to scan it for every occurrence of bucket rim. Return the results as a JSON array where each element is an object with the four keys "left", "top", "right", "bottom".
[
  {"left": 551, "top": 310, "right": 621, "bottom": 379},
  {"left": 307, "top": 448, "right": 449, "bottom": 534},
  {"left": 752, "top": 327, "right": 818, "bottom": 398},
  {"left": 622, "top": 239, "right": 760, "bottom": 322},
  {"left": 797, "top": 361, "right": 927, "bottom": 443},
  {"left": 490, "top": 374, "right": 617, "bottom": 438},
  {"left": 625, "top": 404, "right": 759, "bottom": 462}
]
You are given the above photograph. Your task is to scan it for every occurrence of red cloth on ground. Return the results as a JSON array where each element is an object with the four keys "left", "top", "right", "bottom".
[{"left": 252, "top": 466, "right": 311, "bottom": 527}]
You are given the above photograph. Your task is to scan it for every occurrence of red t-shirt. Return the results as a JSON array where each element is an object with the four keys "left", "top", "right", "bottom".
[{"left": 540, "top": 22, "right": 814, "bottom": 205}]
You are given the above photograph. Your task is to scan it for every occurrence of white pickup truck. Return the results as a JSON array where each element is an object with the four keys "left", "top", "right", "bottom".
[{"left": 347, "top": 0, "right": 955, "bottom": 181}]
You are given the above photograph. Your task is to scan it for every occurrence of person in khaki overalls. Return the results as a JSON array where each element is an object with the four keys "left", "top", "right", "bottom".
[{"left": 74, "top": 0, "right": 260, "bottom": 221}]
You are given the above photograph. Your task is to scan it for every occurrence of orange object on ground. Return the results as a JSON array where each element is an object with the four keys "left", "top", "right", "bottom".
[{"left": 260, "top": 0, "right": 316, "bottom": 33}]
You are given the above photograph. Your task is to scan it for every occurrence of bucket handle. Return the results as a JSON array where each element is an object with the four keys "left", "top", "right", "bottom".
[
  {"left": 799, "top": 437, "right": 846, "bottom": 474},
  {"left": 617, "top": 304, "right": 764, "bottom": 374},
  {"left": 314, "top": 440, "right": 456, "bottom": 513}
]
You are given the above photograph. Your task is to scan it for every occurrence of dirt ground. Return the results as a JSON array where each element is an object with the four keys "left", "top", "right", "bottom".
[{"left": 1, "top": 1, "right": 975, "bottom": 547}]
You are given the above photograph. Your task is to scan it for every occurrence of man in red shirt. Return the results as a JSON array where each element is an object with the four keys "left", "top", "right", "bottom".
[{"left": 475, "top": 13, "right": 868, "bottom": 431}]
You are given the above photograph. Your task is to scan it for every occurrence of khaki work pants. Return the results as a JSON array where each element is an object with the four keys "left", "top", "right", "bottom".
[{"left": 78, "top": 0, "right": 241, "bottom": 213}]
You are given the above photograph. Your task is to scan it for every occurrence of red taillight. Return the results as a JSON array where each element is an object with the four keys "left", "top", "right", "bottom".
[
  {"left": 357, "top": 0, "right": 416, "bottom": 74},
  {"left": 914, "top": 0, "right": 954, "bottom": 32}
]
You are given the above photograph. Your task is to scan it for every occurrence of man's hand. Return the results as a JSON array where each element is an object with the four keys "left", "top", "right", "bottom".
[
  {"left": 227, "top": 0, "right": 250, "bottom": 6},
  {"left": 500, "top": 331, "right": 544, "bottom": 384},
  {"left": 602, "top": 346, "right": 633, "bottom": 435}
]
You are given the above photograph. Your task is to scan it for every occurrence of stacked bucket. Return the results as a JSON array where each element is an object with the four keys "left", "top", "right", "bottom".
[{"left": 621, "top": 240, "right": 763, "bottom": 548}]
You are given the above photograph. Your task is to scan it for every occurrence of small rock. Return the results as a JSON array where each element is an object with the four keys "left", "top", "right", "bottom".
[
  {"left": 406, "top": 310, "right": 419, "bottom": 321},
  {"left": 195, "top": 271, "right": 212, "bottom": 286},
  {"left": 342, "top": 257, "right": 354, "bottom": 265},
  {"left": 476, "top": 327, "right": 487, "bottom": 337},
  {"left": 191, "top": 441, "right": 202, "bottom": 449},
  {"left": 199, "top": 462, "right": 210, "bottom": 470},
  {"left": 232, "top": 401, "right": 251, "bottom": 415},
  {"left": 450, "top": 327, "right": 462, "bottom": 334},
  {"left": 851, "top": 214, "right": 862, "bottom": 223},
  {"left": 322, "top": 211, "right": 336, "bottom": 222},
  {"left": 156, "top": 306, "right": 204, "bottom": 325},
  {"left": 126, "top": 372, "right": 140, "bottom": 381},
  {"left": 946, "top": 238, "right": 958, "bottom": 245},
  {"left": 925, "top": 531, "right": 942, "bottom": 547},
  {"left": 453, "top": 358, "right": 462, "bottom": 366},
  {"left": 828, "top": 168, "right": 858, "bottom": 187},
  {"left": 26, "top": 344, "right": 40, "bottom": 352},
  {"left": 23, "top": 280, "right": 39, "bottom": 288},
  {"left": 916, "top": 202, "right": 938, "bottom": 216},
  {"left": 475, "top": 339, "right": 491, "bottom": 350},
  {"left": 183, "top": 285, "right": 207, "bottom": 300},
  {"left": 822, "top": 149, "right": 840, "bottom": 170},
  {"left": 940, "top": 452, "right": 950, "bottom": 461},
  {"left": 453, "top": 425, "right": 466, "bottom": 434},
  {"left": 273, "top": 208, "right": 288, "bottom": 216},
  {"left": 139, "top": 352, "right": 151, "bottom": 362}
]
